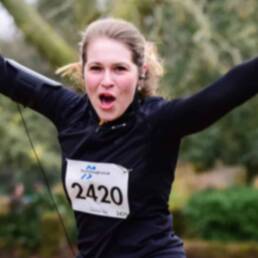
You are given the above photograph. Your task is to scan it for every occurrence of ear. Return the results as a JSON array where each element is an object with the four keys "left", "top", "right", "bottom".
[
  {"left": 138, "top": 64, "right": 148, "bottom": 80},
  {"left": 142, "top": 64, "right": 148, "bottom": 77}
]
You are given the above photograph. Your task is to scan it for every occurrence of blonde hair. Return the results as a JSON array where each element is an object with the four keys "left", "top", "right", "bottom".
[{"left": 57, "top": 17, "right": 164, "bottom": 97}]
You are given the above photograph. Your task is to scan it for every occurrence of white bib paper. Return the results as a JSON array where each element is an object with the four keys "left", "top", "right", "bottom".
[{"left": 65, "top": 159, "right": 130, "bottom": 219}]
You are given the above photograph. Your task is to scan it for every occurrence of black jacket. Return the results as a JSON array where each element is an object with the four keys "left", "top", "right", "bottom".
[{"left": 1, "top": 55, "right": 258, "bottom": 258}]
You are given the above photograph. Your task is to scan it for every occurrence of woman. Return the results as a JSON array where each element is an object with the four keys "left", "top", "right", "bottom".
[{"left": 1, "top": 17, "right": 258, "bottom": 258}]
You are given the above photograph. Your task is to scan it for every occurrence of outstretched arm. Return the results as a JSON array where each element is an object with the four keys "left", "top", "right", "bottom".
[
  {"left": 0, "top": 55, "right": 82, "bottom": 127},
  {"left": 155, "top": 57, "right": 258, "bottom": 137}
]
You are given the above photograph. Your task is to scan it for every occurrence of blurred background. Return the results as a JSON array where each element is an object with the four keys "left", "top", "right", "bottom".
[{"left": 0, "top": 0, "right": 258, "bottom": 257}]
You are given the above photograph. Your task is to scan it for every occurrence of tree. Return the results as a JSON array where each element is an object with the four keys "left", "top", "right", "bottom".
[
  {"left": 1, "top": 0, "right": 77, "bottom": 67},
  {"left": 1, "top": 0, "right": 258, "bottom": 181}
]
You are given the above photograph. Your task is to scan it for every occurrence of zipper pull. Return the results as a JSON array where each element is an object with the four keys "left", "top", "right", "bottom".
[{"left": 111, "top": 123, "right": 127, "bottom": 130}]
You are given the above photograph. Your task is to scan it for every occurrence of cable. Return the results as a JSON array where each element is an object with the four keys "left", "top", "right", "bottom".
[{"left": 16, "top": 103, "right": 76, "bottom": 257}]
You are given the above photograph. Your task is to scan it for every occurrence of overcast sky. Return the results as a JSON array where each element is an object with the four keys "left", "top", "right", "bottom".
[
  {"left": 0, "top": 4, "right": 17, "bottom": 40},
  {"left": 0, "top": 0, "right": 38, "bottom": 41},
  {"left": 0, "top": 0, "right": 107, "bottom": 41}
]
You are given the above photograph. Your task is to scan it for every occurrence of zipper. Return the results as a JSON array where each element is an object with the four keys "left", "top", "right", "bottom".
[
  {"left": 111, "top": 123, "right": 127, "bottom": 130},
  {"left": 95, "top": 122, "right": 127, "bottom": 133}
]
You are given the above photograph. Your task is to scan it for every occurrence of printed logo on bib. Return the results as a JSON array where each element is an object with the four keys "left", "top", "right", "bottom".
[{"left": 65, "top": 159, "right": 130, "bottom": 219}]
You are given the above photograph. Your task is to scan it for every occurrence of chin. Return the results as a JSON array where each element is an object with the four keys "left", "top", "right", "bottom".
[
  {"left": 99, "top": 113, "right": 118, "bottom": 123},
  {"left": 97, "top": 107, "right": 124, "bottom": 123}
]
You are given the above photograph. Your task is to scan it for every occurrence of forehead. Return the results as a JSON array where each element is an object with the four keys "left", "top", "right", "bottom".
[{"left": 86, "top": 37, "right": 133, "bottom": 64}]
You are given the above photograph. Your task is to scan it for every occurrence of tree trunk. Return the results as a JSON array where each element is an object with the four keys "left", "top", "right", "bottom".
[
  {"left": 73, "top": 0, "right": 99, "bottom": 29},
  {"left": 0, "top": 0, "right": 77, "bottom": 67}
]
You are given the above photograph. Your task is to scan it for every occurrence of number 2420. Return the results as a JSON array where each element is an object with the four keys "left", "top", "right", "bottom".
[{"left": 71, "top": 182, "right": 123, "bottom": 205}]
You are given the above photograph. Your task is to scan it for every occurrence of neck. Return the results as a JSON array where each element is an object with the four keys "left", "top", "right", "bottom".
[{"left": 99, "top": 120, "right": 105, "bottom": 126}]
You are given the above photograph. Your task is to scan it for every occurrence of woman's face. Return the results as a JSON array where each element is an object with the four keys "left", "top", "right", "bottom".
[{"left": 84, "top": 37, "right": 140, "bottom": 123}]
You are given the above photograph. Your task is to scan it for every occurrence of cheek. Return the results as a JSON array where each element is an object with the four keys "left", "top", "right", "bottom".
[
  {"left": 85, "top": 74, "right": 99, "bottom": 93},
  {"left": 118, "top": 76, "right": 138, "bottom": 96}
]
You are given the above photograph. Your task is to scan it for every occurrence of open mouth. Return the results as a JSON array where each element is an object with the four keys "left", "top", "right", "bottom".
[{"left": 99, "top": 93, "right": 116, "bottom": 110}]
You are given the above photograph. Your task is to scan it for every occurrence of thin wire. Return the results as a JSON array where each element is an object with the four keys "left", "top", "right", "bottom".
[{"left": 16, "top": 103, "right": 76, "bottom": 257}]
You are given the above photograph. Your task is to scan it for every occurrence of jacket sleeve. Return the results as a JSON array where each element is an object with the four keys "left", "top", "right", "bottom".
[
  {"left": 154, "top": 56, "right": 258, "bottom": 137},
  {"left": 0, "top": 55, "right": 82, "bottom": 128}
]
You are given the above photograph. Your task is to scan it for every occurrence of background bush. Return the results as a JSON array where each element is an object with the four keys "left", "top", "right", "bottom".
[
  {"left": 0, "top": 190, "right": 75, "bottom": 252},
  {"left": 183, "top": 187, "right": 258, "bottom": 241}
]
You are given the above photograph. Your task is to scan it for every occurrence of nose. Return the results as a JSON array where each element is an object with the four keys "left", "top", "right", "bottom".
[{"left": 101, "top": 70, "right": 114, "bottom": 88}]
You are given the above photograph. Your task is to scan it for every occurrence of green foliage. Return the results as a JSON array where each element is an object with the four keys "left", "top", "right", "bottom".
[
  {"left": 1, "top": 0, "right": 258, "bottom": 206},
  {"left": 0, "top": 196, "right": 43, "bottom": 250},
  {"left": 185, "top": 240, "right": 258, "bottom": 258},
  {"left": 0, "top": 97, "right": 61, "bottom": 192},
  {"left": 0, "top": 189, "right": 76, "bottom": 251},
  {"left": 39, "top": 212, "right": 65, "bottom": 257},
  {"left": 181, "top": 99, "right": 258, "bottom": 178},
  {"left": 1, "top": 0, "right": 77, "bottom": 66},
  {"left": 183, "top": 187, "right": 258, "bottom": 241}
]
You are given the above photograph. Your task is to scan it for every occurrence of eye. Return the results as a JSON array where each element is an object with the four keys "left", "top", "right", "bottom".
[
  {"left": 89, "top": 66, "right": 102, "bottom": 72},
  {"left": 114, "top": 66, "right": 127, "bottom": 72}
]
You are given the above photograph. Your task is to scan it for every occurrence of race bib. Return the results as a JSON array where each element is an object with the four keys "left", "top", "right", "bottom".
[{"left": 65, "top": 159, "right": 130, "bottom": 219}]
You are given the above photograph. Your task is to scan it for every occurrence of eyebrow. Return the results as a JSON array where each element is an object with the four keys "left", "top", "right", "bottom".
[
  {"left": 87, "top": 61, "right": 130, "bottom": 67},
  {"left": 114, "top": 62, "right": 129, "bottom": 67},
  {"left": 87, "top": 62, "right": 101, "bottom": 66}
]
